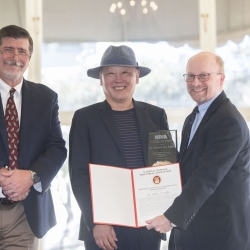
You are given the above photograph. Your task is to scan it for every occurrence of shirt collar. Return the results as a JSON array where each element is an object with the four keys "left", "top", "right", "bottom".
[
  {"left": 0, "top": 78, "right": 23, "bottom": 97},
  {"left": 197, "top": 91, "right": 222, "bottom": 116}
]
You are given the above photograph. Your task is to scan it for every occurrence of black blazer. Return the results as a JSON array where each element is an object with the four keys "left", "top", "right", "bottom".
[
  {"left": 69, "top": 99, "right": 169, "bottom": 241},
  {"left": 0, "top": 79, "right": 67, "bottom": 238},
  {"left": 165, "top": 91, "right": 250, "bottom": 250}
]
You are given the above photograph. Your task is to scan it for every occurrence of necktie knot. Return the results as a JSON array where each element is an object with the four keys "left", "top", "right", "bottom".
[
  {"left": 193, "top": 106, "right": 199, "bottom": 115},
  {"left": 190, "top": 106, "right": 199, "bottom": 125},
  {"left": 9, "top": 88, "right": 16, "bottom": 97}
]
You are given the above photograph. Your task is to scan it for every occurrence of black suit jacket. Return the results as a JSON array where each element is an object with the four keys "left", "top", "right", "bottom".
[
  {"left": 0, "top": 79, "right": 67, "bottom": 238},
  {"left": 69, "top": 99, "right": 169, "bottom": 241},
  {"left": 165, "top": 91, "right": 250, "bottom": 250}
]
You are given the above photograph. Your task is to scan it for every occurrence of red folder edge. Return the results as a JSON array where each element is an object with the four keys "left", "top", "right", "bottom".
[
  {"left": 131, "top": 169, "right": 138, "bottom": 227},
  {"left": 89, "top": 164, "right": 96, "bottom": 224},
  {"left": 89, "top": 163, "right": 139, "bottom": 227}
]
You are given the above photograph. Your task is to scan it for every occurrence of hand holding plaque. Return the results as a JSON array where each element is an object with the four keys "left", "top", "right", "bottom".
[
  {"left": 152, "top": 161, "right": 171, "bottom": 167},
  {"left": 148, "top": 130, "right": 177, "bottom": 166}
]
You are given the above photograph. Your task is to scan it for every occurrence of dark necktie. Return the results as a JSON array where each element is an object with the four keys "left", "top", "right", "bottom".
[
  {"left": 5, "top": 88, "right": 19, "bottom": 169},
  {"left": 180, "top": 106, "right": 199, "bottom": 162}
]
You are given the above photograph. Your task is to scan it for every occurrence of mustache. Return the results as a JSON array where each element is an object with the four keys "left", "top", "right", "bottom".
[
  {"left": 189, "top": 86, "right": 206, "bottom": 91},
  {"left": 4, "top": 60, "right": 24, "bottom": 67}
]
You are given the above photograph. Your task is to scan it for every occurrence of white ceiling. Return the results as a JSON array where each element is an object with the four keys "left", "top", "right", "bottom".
[{"left": 0, "top": 0, "right": 250, "bottom": 47}]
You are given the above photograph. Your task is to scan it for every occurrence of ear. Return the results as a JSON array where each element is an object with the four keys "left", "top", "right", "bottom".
[
  {"left": 100, "top": 73, "right": 103, "bottom": 86},
  {"left": 220, "top": 73, "right": 225, "bottom": 86},
  {"left": 136, "top": 69, "right": 140, "bottom": 84}
]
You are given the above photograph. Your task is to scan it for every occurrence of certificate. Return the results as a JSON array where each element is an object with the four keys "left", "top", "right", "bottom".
[{"left": 89, "top": 163, "right": 182, "bottom": 227}]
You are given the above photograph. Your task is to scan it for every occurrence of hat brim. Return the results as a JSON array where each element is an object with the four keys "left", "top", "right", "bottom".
[{"left": 87, "top": 64, "right": 151, "bottom": 79}]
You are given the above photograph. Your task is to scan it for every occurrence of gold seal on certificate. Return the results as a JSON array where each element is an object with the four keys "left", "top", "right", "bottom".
[{"left": 148, "top": 130, "right": 177, "bottom": 166}]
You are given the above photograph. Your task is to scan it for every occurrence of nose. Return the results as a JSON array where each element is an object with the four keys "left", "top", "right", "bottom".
[
  {"left": 114, "top": 73, "right": 123, "bottom": 82},
  {"left": 192, "top": 75, "right": 202, "bottom": 85},
  {"left": 11, "top": 52, "right": 20, "bottom": 59}
]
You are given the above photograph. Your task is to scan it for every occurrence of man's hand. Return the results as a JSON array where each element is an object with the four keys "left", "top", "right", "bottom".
[
  {"left": 1, "top": 169, "right": 33, "bottom": 201},
  {"left": 0, "top": 167, "right": 9, "bottom": 186},
  {"left": 146, "top": 215, "right": 173, "bottom": 233},
  {"left": 93, "top": 225, "right": 118, "bottom": 250},
  {"left": 152, "top": 161, "right": 171, "bottom": 167},
  {"left": 15, "top": 191, "right": 30, "bottom": 201}
]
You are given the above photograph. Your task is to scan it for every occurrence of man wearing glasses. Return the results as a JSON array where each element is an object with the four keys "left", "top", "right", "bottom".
[
  {"left": 146, "top": 52, "right": 250, "bottom": 250},
  {"left": 0, "top": 25, "right": 67, "bottom": 249}
]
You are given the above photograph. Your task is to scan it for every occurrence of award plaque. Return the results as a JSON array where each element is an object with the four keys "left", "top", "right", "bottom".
[{"left": 148, "top": 130, "right": 177, "bottom": 166}]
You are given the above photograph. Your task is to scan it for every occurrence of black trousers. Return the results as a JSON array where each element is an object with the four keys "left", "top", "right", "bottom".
[
  {"left": 84, "top": 227, "right": 161, "bottom": 250},
  {"left": 168, "top": 229, "right": 184, "bottom": 250}
]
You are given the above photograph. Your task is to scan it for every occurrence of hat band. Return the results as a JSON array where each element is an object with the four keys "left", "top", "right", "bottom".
[{"left": 101, "top": 58, "right": 138, "bottom": 67}]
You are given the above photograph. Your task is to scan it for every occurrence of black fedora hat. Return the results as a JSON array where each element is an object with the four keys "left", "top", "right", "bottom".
[{"left": 87, "top": 45, "right": 151, "bottom": 79}]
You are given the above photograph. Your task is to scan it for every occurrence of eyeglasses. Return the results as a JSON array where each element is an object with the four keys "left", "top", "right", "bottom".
[
  {"left": 0, "top": 47, "right": 30, "bottom": 59},
  {"left": 183, "top": 72, "right": 222, "bottom": 82}
]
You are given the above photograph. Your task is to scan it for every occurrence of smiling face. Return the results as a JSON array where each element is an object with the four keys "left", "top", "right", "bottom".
[
  {"left": 100, "top": 66, "right": 140, "bottom": 110},
  {"left": 186, "top": 52, "right": 225, "bottom": 105},
  {"left": 0, "top": 37, "right": 30, "bottom": 87}
]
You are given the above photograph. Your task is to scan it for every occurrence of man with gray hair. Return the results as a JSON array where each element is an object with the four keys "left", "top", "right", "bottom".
[
  {"left": 0, "top": 25, "right": 67, "bottom": 249},
  {"left": 69, "top": 45, "right": 169, "bottom": 250}
]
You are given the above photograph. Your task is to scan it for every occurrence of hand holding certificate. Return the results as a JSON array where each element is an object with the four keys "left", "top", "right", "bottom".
[{"left": 89, "top": 163, "right": 182, "bottom": 228}]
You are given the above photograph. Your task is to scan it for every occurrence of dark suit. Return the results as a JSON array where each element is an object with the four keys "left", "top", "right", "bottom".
[
  {"left": 165, "top": 91, "right": 250, "bottom": 250},
  {"left": 0, "top": 79, "right": 67, "bottom": 238},
  {"left": 69, "top": 99, "right": 169, "bottom": 243}
]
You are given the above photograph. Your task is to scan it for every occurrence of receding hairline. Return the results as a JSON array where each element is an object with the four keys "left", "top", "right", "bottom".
[
  {"left": 187, "top": 52, "right": 224, "bottom": 73},
  {"left": 215, "top": 55, "right": 224, "bottom": 73}
]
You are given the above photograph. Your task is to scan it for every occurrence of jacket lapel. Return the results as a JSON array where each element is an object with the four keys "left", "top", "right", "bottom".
[
  {"left": 134, "top": 100, "right": 149, "bottom": 166},
  {"left": 99, "top": 100, "right": 127, "bottom": 160},
  {"left": 179, "top": 115, "right": 192, "bottom": 162},
  {"left": 18, "top": 80, "right": 34, "bottom": 159},
  {"left": 181, "top": 91, "right": 228, "bottom": 163},
  {"left": 0, "top": 95, "right": 9, "bottom": 155}
]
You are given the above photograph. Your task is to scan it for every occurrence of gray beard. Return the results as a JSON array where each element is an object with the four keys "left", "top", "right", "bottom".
[{"left": 2, "top": 69, "right": 23, "bottom": 82}]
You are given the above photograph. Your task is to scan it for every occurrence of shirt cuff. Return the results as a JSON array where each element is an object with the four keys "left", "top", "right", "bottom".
[
  {"left": 171, "top": 222, "right": 177, "bottom": 227},
  {"left": 33, "top": 182, "right": 42, "bottom": 192}
]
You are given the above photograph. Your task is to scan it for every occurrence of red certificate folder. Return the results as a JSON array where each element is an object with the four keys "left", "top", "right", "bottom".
[{"left": 89, "top": 163, "right": 182, "bottom": 228}]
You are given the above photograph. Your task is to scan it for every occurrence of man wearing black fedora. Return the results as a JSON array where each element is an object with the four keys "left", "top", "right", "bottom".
[{"left": 69, "top": 45, "right": 170, "bottom": 250}]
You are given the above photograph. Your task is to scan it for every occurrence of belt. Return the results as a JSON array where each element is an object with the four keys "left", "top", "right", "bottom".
[{"left": 0, "top": 198, "right": 14, "bottom": 204}]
